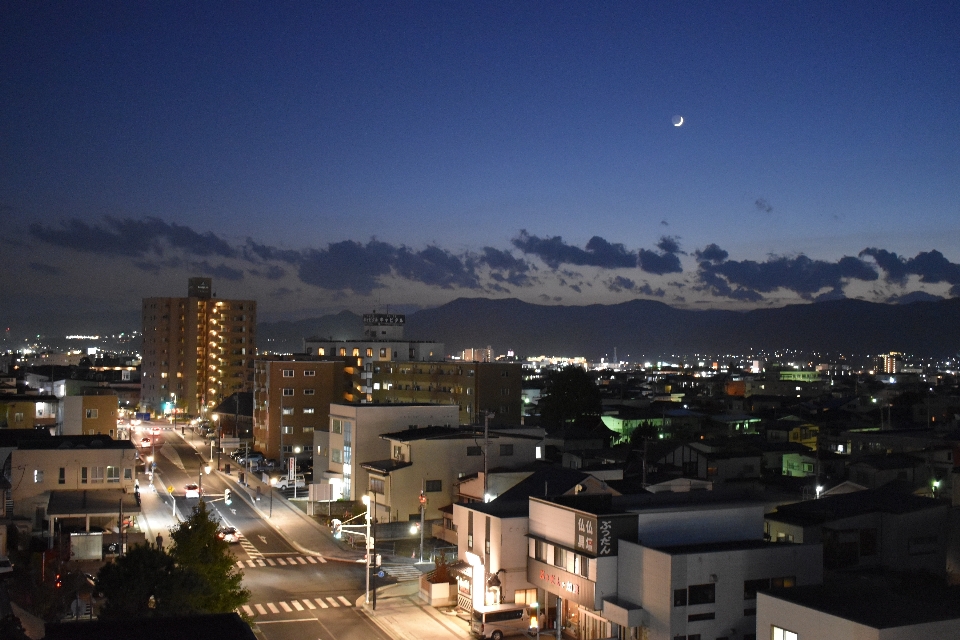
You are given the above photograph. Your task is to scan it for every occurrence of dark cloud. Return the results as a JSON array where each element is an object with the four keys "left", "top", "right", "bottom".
[
  {"left": 697, "top": 252, "right": 878, "bottom": 301},
  {"left": 29, "top": 217, "right": 235, "bottom": 258},
  {"left": 656, "top": 236, "right": 682, "bottom": 254},
  {"left": 298, "top": 240, "right": 395, "bottom": 295},
  {"left": 393, "top": 246, "right": 481, "bottom": 289},
  {"left": 636, "top": 236, "right": 683, "bottom": 275},
  {"left": 244, "top": 240, "right": 301, "bottom": 264},
  {"left": 29, "top": 262, "right": 60, "bottom": 275},
  {"left": 512, "top": 231, "right": 636, "bottom": 269},
  {"left": 695, "top": 244, "right": 728, "bottom": 263},
  {"left": 249, "top": 265, "right": 286, "bottom": 280},
  {"left": 192, "top": 261, "right": 244, "bottom": 281},
  {"left": 479, "top": 247, "right": 536, "bottom": 287},
  {"left": 637, "top": 283, "right": 666, "bottom": 297},
  {"left": 861, "top": 248, "right": 960, "bottom": 291},
  {"left": 637, "top": 249, "right": 682, "bottom": 275},
  {"left": 755, "top": 198, "right": 773, "bottom": 213},
  {"left": 606, "top": 276, "right": 636, "bottom": 292}
]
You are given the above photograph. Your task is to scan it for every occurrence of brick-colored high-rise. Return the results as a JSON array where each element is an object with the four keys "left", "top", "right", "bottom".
[{"left": 141, "top": 278, "right": 256, "bottom": 416}]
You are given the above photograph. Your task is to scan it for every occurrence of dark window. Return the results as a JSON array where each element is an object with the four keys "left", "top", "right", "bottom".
[
  {"left": 687, "top": 584, "right": 715, "bottom": 606},
  {"left": 673, "top": 589, "right": 687, "bottom": 607},
  {"left": 467, "top": 446, "right": 482, "bottom": 456},
  {"left": 370, "top": 478, "right": 385, "bottom": 494},
  {"left": 673, "top": 636, "right": 686, "bottom": 640},
  {"left": 743, "top": 578, "right": 770, "bottom": 599},
  {"left": 687, "top": 612, "right": 714, "bottom": 622},
  {"left": 860, "top": 528, "right": 879, "bottom": 556},
  {"left": 425, "top": 479, "right": 442, "bottom": 492},
  {"left": 58, "top": 467, "right": 65, "bottom": 485},
  {"left": 554, "top": 547, "right": 566, "bottom": 568},
  {"left": 535, "top": 540, "right": 548, "bottom": 562}
]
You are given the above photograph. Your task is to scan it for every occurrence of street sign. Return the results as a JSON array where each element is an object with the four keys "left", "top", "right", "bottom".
[
  {"left": 367, "top": 537, "right": 375, "bottom": 550},
  {"left": 377, "top": 570, "right": 385, "bottom": 578},
  {"left": 288, "top": 457, "right": 296, "bottom": 481}
]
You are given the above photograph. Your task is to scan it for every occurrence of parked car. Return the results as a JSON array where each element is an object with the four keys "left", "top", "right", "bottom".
[
  {"left": 275, "top": 474, "right": 306, "bottom": 490},
  {"left": 256, "top": 458, "right": 279, "bottom": 470},
  {"left": 236, "top": 452, "right": 265, "bottom": 465},
  {"left": 0, "top": 556, "right": 13, "bottom": 576},
  {"left": 184, "top": 483, "right": 202, "bottom": 499}
]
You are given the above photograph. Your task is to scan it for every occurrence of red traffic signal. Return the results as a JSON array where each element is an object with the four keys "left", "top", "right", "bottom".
[
  {"left": 55, "top": 573, "right": 63, "bottom": 588},
  {"left": 418, "top": 493, "right": 426, "bottom": 504}
]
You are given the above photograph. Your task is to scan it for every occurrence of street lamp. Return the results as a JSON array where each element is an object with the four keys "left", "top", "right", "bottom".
[
  {"left": 292, "top": 446, "right": 302, "bottom": 498},
  {"left": 199, "top": 463, "right": 210, "bottom": 495},
  {"left": 362, "top": 494, "right": 372, "bottom": 605}
]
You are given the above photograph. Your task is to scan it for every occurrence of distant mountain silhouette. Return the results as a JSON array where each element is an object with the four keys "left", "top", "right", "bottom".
[{"left": 258, "top": 297, "right": 960, "bottom": 359}]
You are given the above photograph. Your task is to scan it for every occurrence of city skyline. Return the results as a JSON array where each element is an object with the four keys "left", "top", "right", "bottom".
[{"left": 3, "top": 2, "right": 960, "bottom": 332}]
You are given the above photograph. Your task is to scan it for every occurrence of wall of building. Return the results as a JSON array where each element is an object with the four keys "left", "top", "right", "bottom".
[
  {"left": 319, "top": 404, "right": 459, "bottom": 501},
  {"left": 62, "top": 395, "right": 118, "bottom": 436},
  {"left": 253, "top": 359, "right": 345, "bottom": 461},
  {"left": 11, "top": 444, "right": 137, "bottom": 517}
]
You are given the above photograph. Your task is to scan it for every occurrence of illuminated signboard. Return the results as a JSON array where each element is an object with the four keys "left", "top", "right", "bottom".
[
  {"left": 362, "top": 314, "right": 405, "bottom": 325},
  {"left": 574, "top": 513, "right": 637, "bottom": 557}
]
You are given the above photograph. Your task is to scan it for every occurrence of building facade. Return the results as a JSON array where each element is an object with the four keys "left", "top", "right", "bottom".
[
  {"left": 252, "top": 358, "right": 347, "bottom": 462},
  {"left": 141, "top": 277, "right": 256, "bottom": 416}
]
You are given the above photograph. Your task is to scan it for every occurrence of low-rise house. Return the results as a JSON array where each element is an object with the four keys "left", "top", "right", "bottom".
[
  {"left": 9, "top": 435, "right": 139, "bottom": 533},
  {"left": 362, "top": 426, "right": 540, "bottom": 523},
  {"left": 764, "top": 487, "right": 949, "bottom": 574},
  {"left": 757, "top": 573, "right": 960, "bottom": 640},
  {"left": 848, "top": 453, "right": 921, "bottom": 489},
  {"left": 62, "top": 391, "right": 119, "bottom": 436}
]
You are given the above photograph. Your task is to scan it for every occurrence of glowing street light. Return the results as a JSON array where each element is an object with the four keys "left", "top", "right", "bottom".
[{"left": 362, "top": 494, "right": 372, "bottom": 605}]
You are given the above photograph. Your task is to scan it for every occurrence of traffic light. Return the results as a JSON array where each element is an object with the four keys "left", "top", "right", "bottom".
[
  {"left": 224, "top": 488, "right": 232, "bottom": 505},
  {"left": 375, "top": 554, "right": 382, "bottom": 567},
  {"left": 418, "top": 492, "right": 426, "bottom": 505},
  {"left": 55, "top": 573, "right": 63, "bottom": 589}
]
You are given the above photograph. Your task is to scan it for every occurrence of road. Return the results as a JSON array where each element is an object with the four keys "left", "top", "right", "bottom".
[{"left": 142, "top": 424, "right": 393, "bottom": 640}]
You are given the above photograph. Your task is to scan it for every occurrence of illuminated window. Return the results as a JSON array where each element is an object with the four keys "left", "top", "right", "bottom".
[
  {"left": 366, "top": 348, "right": 373, "bottom": 357},
  {"left": 303, "top": 407, "right": 315, "bottom": 414},
  {"left": 86, "top": 408, "right": 99, "bottom": 419},
  {"left": 352, "top": 348, "right": 360, "bottom": 357},
  {"left": 771, "top": 628, "right": 798, "bottom": 640}
]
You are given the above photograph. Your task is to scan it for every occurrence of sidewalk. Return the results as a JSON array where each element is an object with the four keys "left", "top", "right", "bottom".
[
  {"left": 136, "top": 476, "right": 180, "bottom": 545},
  {"left": 358, "top": 581, "right": 473, "bottom": 640}
]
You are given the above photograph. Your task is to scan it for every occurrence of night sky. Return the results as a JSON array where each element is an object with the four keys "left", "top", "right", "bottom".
[{"left": 3, "top": 2, "right": 960, "bottom": 335}]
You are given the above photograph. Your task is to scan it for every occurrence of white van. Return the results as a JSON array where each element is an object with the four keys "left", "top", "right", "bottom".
[{"left": 470, "top": 603, "right": 534, "bottom": 639}]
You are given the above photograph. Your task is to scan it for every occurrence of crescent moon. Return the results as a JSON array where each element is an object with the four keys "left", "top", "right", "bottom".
[{"left": 673, "top": 116, "right": 683, "bottom": 127}]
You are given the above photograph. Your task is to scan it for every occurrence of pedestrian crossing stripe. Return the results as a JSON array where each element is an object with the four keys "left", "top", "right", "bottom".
[
  {"left": 238, "top": 555, "right": 327, "bottom": 568},
  {"left": 383, "top": 564, "right": 424, "bottom": 581},
  {"left": 241, "top": 598, "right": 356, "bottom": 616}
]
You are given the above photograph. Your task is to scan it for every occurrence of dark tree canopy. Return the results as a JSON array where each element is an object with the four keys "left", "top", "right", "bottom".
[
  {"left": 97, "top": 501, "right": 248, "bottom": 619},
  {"left": 538, "top": 365, "right": 602, "bottom": 429}
]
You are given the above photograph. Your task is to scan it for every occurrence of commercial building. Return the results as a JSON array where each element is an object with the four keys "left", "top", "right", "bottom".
[
  {"left": 304, "top": 313, "right": 522, "bottom": 425},
  {"left": 141, "top": 277, "right": 256, "bottom": 416}
]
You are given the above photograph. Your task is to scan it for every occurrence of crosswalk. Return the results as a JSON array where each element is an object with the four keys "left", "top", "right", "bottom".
[
  {"left": 237, "top": 537, "right": 262, "bottom": 559},
  {"left": 240, "top": 595, "right": 354, "bottom": 617},
  {"left": 236, "top": 554, "right": 327, "bottom": 569},
  {"left": 381, "top": 564, "right": 425, "bottom": 581}
]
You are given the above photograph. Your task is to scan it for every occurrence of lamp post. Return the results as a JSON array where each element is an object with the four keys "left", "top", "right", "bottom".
[
  {"left": 212, "top": 413, "right": 220, "bottom": 470},
  {"left": 269, "top": 477, "right": 276, "bottom": 517},
  {"left": 293, "top": 446, "right": 302, "bottom": 498},
  {"left": 362, "top": 493, "right": 372, "bottom": 605}
]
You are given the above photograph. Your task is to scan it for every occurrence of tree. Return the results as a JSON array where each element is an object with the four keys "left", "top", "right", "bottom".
[
  {"left": 168, "top": 500, "right": 249, "bottom": 613},
  {"left": 97, "top": 501, "right": 248, "bottom": 619},
  {"left": 538, "top": 365, "right": 602, "bottom": 430},
  {"left": 96, "top": 543, "right": 180, "bottom": 619}
]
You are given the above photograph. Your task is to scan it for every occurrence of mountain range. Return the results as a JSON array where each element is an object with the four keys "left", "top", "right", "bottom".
[{"left": 259, "top": 297, "right": 960, "bottom": 361}]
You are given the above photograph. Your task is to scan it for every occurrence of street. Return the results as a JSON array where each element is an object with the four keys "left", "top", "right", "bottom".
[{"left": 142, "top": 424, "right": 393, "bottom": 640}]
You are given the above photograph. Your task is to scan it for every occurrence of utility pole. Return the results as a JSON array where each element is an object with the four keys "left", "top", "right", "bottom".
[
  {"left": 483, "top": 412, "right": 494, "bottom": 499},
  {"left": 419, "top": 480, "right": 426, "bottom": 563}
]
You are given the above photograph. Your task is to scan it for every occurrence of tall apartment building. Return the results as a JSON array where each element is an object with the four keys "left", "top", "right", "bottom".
[
  {"left": 141, "top": 278, "right": 256, "bottom": 416},
  {"left": 253, "top": 357, "right": 348, "bottom": 461},
  {"left": 304, "top": 313, "right": 521, "bottom": 424}
]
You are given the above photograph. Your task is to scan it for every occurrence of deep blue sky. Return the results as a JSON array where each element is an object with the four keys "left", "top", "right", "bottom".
[{"left": 3, "top": 2, "right": 960, "bottom": 333}]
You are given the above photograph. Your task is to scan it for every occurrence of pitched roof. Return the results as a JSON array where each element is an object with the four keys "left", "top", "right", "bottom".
[{"left": 767, "top": 486, "right": 943, "bottom": 527}]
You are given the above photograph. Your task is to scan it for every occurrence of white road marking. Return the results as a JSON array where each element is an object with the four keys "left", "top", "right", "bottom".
[
  {"left": 242, "top": 605, "right": 254, "bottom": 616},
  {"left": 267, "top": 603, "right": 279, "bottom": 613},
  {"left": 257, "top": 559, "right": 265, "bottom": 566},
  {"left": 314, "top": 598, "right": 328, "bottom": 609},
  {"left": 266, "top": 558, "right": 276, "bottom": 566},
  {"left": 337, "top": 596, "right": 351, "bottom": 606},
  {"left": 327, "top": 597, "right": 340, "bottom": 608},
  {"left": 277, "top": 558, "right": 287, "bottom": 565},
  {"left": 258, "top": 535, "right": 268, "bottom": 544},
  {"left": 279, "top": 601, "right": 292, "bottom": 612},
  {"left": 296, "top": 556, "right": 307, "bottom": 564},
  {"left": 292, "top": 601, "right": 304, "bottom": 611},
  {"left": 255, "top": 604, "right": 267, "bottom": 615},
  {"left": 306, "top": 556, "right": 317, "bottom": 564},
  {"left": 302, "top": 599, "right": 315, "bottom": 610}
]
